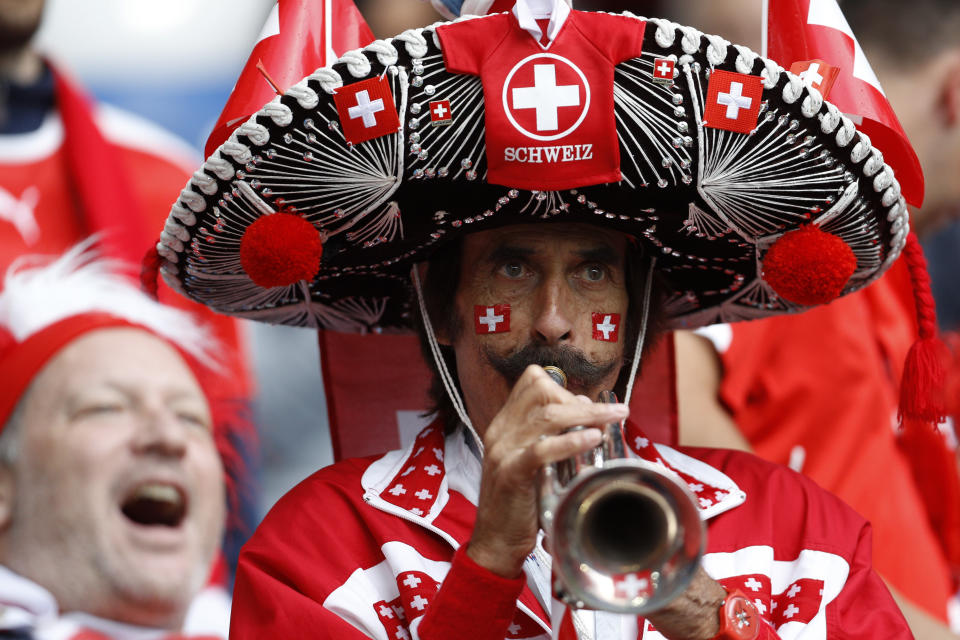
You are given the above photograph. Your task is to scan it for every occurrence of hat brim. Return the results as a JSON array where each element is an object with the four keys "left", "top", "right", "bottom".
[{"left": 158, "top": 13, "right": 908, "bottom": 332}]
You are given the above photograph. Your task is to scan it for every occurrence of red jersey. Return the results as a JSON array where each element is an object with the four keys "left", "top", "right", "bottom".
[
  {"left": 437, "top": 9, "right": 645, "bottom": 190},
  {"left": 703, "top": 259, "right": 953, "bottom": 621}
]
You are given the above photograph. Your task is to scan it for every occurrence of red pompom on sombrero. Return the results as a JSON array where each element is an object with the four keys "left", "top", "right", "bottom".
[
  {"left": 239, "top": 213, "right": 323, "bottom": 289},
  {"left": 762, "top": 225, "right": 857, "bottom": 306}
]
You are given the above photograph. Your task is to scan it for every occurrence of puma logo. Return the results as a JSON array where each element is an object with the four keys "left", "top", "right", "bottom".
[{"left": 0, "top": 185, "right": 41, "bottom": 245}]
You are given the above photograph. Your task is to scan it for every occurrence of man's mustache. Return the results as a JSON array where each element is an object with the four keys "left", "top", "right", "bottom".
[{"left": 482, "top": 342, "right": 619, "bottom": 390}]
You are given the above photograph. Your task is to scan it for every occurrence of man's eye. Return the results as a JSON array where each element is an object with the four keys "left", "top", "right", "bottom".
[
  {"left": 582, "top": 265, "right": 606, "bottom": 282},
  {"left": 500, "top": 262, "right": 525, "bottom": 278},
  {"left": 77, "top": 404, "right": 123, "bottom": 417}
]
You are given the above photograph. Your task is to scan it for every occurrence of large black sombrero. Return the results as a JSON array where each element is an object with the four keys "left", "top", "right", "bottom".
[{"left": 157, "top": 11, "right": 908, "bottom": 331}]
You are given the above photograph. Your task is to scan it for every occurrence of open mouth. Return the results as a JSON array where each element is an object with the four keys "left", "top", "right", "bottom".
[{"left": 120, "top": 483, "right": 187, "bottom": 528}]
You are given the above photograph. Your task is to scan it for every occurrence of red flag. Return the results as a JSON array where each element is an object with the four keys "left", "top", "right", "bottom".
[
  {"left": 333, "top": 76, "right": 402, "bottom": 144},
  {"left": 318, "top": 331, "right": 678, "bottom": 462},
  {"left": 703, "top": 70, "right": 764, "bottom": 135},
  {"left": 204, "top": 0, "right": 374, "bottom": 157},
  {"left": 764, "top": 0, "right": 924, "bottom": 207}
]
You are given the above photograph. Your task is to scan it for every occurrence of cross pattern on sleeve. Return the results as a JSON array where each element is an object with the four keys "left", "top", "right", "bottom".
[{"left": 381, "top": 426, "right": 446, "bottom": 515}]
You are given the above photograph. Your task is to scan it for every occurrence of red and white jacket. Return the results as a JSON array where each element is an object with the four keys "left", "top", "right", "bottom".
[{"left": 231, "top": 421, "right": 910, "bottom": 639}]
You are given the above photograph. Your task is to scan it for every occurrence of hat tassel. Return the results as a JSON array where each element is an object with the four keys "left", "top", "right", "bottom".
[
  {"left": 896, "top": 232, "right": 960, "bottom": 580},
  {"left": 140, "top": 242, "right": 162, "bottom": 301},
  {"left": 898, "top": 232, "right": 949, "bottom": 425}
]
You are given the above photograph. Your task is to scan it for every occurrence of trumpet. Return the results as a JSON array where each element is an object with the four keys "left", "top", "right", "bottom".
[{"left": 539, "top": 366, "right": 704, "bottom": 614}]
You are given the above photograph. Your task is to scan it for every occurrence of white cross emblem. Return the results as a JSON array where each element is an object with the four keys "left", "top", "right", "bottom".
[
  {"left": 410, "top": 594, "right": 429, "bottom": 611},
  {"left": 0, "top": 185, "right": 41, "bottom": 246},
  {"left": 433, "top": 447, "right": 444, "bottom": 461},
  {"left": 388, "top": 484, "right": 406, "bottom": 496},
  {"left": 717, "top": 82, "right": 753, "bottom": 119},
  {"left": 415, "top": 489, "right": 433, "bottom": 500},
  {"left": 512, "top": 64, "right": 580, "bottom": 131},
  {"left": 783, "top": 603, "right": 800, "bottom": 619},
  {"left": 508, "top": 622, "right": 521, "bottom": 634},
  {"left": 657, "top": 61, "right": 673, "bottom": 76},
  {"left": 787, "top": 583, "right": 802, "bottom": 598},
  {"left": 396, "top": 628, "right": 410, "bottom": 640},
  {"left": 348, "top": 89, "right": 385, "bottom": 128},
  {"left": 596, "top": 315, "right": 616, "bottom": 340},
  {"left": 403, "top": 574, "right": 422, "bottom": 588},
  {"left": 478, "top": 307, "right": 504, "bottom": 332},
  {"left": 634, "top": 437, "right": 649, "bottom": 449},
  {"left": 615, "top": 573, "right": 650, "bottom": 599},
  {"left": 432, "top": 102, "right": 448, "bottom": 119},
  {"left": 744, "top": 577, "right": 763, "bottom": 591},
  {"left": 754, "top": 599, "right": 767, "bottom": 614},
  {"left": 798, "top": 63, "right": 824, "bottom": 88},
  {"left": 424, "top": 464, "right": 441, "bottom": 476},
  {"left": 379, "top": 604, "right": 394, "bottom": 618}
]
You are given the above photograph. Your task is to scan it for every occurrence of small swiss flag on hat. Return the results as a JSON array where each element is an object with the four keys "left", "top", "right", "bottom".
[
  {"left": 429, "top": 100, "right": 453, "bottom": 124},
  {"left": 789, "top": 59, "right": 840, "bottom": 98},
  {"left": 703, "top": 70, "right": 764, "bottom": 134},
  {"left": 333, "top": 76, "right": 401, "bottom": 145},
  {"left": 652, "top": 57, "right": 675, "bottom": 83}
]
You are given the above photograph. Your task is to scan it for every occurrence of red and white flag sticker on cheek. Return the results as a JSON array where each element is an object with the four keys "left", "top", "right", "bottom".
[
  {"left": 592, "top": 313, "right": 620, "bottom": 342},
  {"left": 333, "top": 75, "right": 401, "bottom": 145},
  {"left": 474, "top": 304, "right": 511, "bottom": 334},
  {"left": 703, "top": 69, "right": 764, "bottom": 135}
]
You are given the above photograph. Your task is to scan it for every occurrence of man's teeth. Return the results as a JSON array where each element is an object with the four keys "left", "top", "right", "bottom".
[{"left": 134, "top": 483, "right": 180, "bottom": 504}]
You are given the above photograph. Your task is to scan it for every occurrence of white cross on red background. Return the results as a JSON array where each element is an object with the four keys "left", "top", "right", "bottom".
[
  {"left": 717, "top": 82, "right": 753, "bottom": 119},
  {"left": 478, "top": 307, "right": 504, "bottom": 331},
  {"left": 512, "top": 64, "right": 580, "bottom": 131},
  {"left": 798, "top": 62, "right": 824, "bottom": 88},
  {"left": 432, "top": 102, "right": 448, "bottom": 119},
  {"left": 614, "top": 573, "right": 650, "bottom": 599},
  {"left": 410, "top": 594, "right": 429, "bottom": 611},
  {"left": 402, "top": 573, "right": 422, "bottom": 588},
  {"left": 745, "top": 577, "right": 763, "bottom": 591},
  {"left": 596, "top": 315, "right": 616, "bottom": 340},
  {"left": 348, "top": 89, "right": 385, "bottom": 128},
  {"left": 657, "top": 61, "right": 672, "bottom": 76}
]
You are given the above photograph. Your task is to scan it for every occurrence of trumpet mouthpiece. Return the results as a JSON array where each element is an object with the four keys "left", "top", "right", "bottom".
[{"left": 543, "top": 366, "right": 568, "bottom": 388}]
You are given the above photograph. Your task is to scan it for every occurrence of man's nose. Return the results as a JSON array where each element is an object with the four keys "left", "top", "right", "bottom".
[
  {"left": 131, "top": 407, "right": 189, "bottom": 459},
  {"left": 531, "top": 277, "right": 574, "bottom": 344}
]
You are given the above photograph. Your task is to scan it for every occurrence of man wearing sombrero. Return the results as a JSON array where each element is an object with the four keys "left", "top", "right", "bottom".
[{"left": 156, "top": 0, "right": 917, "bottom": 637}]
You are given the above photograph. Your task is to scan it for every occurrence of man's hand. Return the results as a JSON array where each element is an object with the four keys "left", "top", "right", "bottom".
[
  {"left": 466, "top": 365, "right": 629, "bottom": 578},
  {"left": 646, "top": 566, "right": 728, "bottom": 640}
]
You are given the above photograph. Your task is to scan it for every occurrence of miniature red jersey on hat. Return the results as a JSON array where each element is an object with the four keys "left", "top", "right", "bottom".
[
  {"left": 437, "top": 1, "right": 645, "bottom": 190},
  {"left": 334, "top": 76, "right": 401, "bottom": 145}
]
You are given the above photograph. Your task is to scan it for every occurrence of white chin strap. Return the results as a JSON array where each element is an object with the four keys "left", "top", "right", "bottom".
[
  {"left": 411, "top": 256, "right": 656, "bottom": 455},
  {"left": 412, "top": 267, "right": 484, "bottom": 454}
]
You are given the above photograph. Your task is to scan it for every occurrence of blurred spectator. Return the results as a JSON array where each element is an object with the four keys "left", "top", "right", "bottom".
[
  {"left": 0, "top": 0, "right": 259, "bottom": 578},
  {"left": 0, "top": 244, "right": 234, "bottom": 638},
  {"left": 670, "top": 0, "right": 960, "bottom": 636}
]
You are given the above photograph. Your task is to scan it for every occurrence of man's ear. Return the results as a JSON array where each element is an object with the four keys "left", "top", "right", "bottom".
[
  {"left": 0, "top": 466, "right": 14, "bottom": 532},
  {"left": 936, "top": 49, "right": 960, "bottom": 128}
]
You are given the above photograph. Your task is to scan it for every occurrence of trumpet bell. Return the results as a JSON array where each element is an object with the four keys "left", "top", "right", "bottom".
[{"left": 547, "top": 459, "right": 705, "bottom": 614}]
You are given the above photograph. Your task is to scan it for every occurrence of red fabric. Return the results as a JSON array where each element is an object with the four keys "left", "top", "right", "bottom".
[
  {"left": 0, "top": 62, "right": 253, "bottom": 400},
  {"left": 418, "top": 547, "right": 525, "bottom": 639},
  {"left": 788, "top": 60, "right": 840, "bottom": 98},
  {"left": 205, "top": 0, "right": 374, "bottom": 156},
  {"left": 714, "top": 259, "right": 953, "bottom": 621},
  {"left": 230, "top": 421, "right": 909, "bottom": 638},
  {"left": 765, "top": 0, "right": 924, "bottom": 206},
  {"left": 319, "top": 331, "right": 678, "bottom": 462},
  {"left": 51, "top": 68, "right": 149, "bottom": 267},
  {"left": 436, "top": 12, "right": 645, "bottom": 190},
  {"left": 333, "top": 76, "right": 402, "bottom": 145},
  {"left": 702, "top": 70, "right": 764, "bottom": 135}
]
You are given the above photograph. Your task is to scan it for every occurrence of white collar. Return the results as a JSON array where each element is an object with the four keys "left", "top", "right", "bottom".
[
  {"left": 0, "top": 564, "right": 59, "bottom": 631},
  {"left": 511, "top": 0, "right": 572, "bottom": 48}
]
